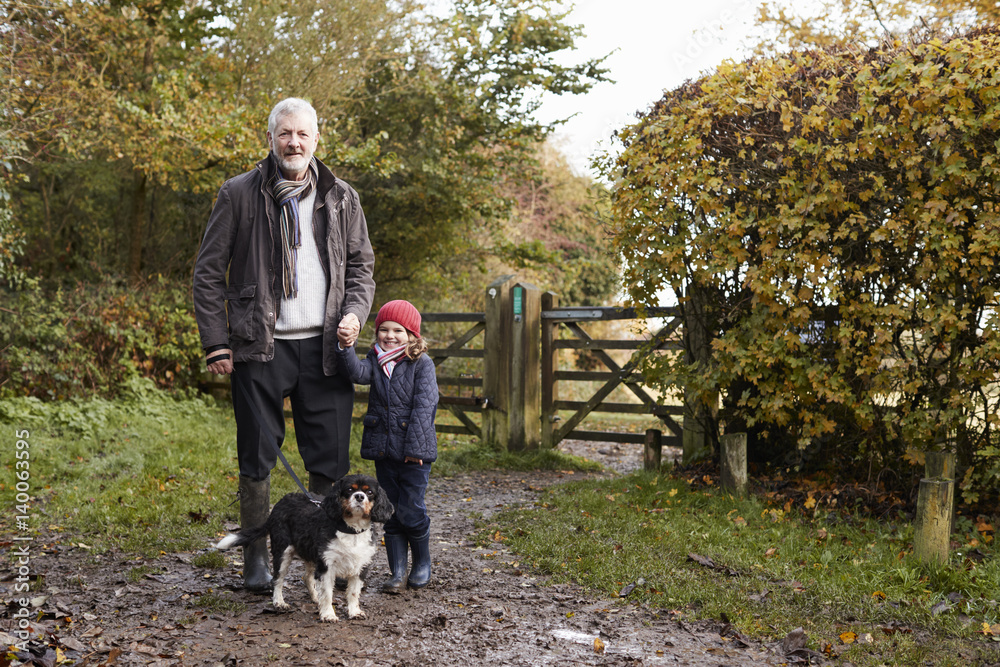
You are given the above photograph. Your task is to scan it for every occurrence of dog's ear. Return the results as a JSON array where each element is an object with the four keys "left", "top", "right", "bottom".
[
  {"left": 371, "top": 484, "right": 395, "bottom": 523},
  {"left": 322, "top": 478, "right": 348, "bottom": 522}
]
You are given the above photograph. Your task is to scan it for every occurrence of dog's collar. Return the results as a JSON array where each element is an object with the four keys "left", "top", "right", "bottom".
[{"left": 336, "top": 520, "right": 369, "bottom": 535}]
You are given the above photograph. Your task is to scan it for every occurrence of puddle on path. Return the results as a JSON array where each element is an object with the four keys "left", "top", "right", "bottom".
[{"left": 551, "top": 627, "right": 673, "bottom": 663}]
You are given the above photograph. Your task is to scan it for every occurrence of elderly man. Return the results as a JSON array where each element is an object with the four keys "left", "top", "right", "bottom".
[{"left": 193, "top": 98, "right": 375, "bottom": 592}]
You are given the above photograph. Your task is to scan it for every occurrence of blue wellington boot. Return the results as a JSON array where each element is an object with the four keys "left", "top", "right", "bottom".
[
  {"left": 407, "top": 530, "right": 431, "bottom": 589},
  {"left": 381, "top": 533, "right": 408, "bottom": 594}
]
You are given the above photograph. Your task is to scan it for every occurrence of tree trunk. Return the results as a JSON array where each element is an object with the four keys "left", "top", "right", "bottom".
[{"left": 128, "top": 171, "right": 147, "bottom": 281}]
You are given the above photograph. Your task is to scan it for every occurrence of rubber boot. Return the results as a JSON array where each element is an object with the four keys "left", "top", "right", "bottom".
[
  {"left": 308, "top": 472, "right": 335, "bottom": 497},
  {"left": 406, "top": 530, "right": 431, "bottom": 589},
  {"left": 238, "top": 475, "right": 273, "bottom": 594},
  {"left": 381, "top": 533, "right": 408, "bottom": 594}
]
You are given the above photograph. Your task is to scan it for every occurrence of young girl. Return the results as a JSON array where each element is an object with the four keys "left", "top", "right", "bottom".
[{"left": 337, "top": 300, "right": 438, "bottom": 592}]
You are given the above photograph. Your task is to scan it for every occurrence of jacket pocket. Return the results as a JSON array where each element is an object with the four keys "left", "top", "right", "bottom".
[
  {"left": 363, "top": 414, "right": 380, "bottom": 429},
  {"left": 224, "top": 283, "right": 257, "bottom": 342},
  {"left": 396, "top": 417, "right": 409, "bottom": 431}
]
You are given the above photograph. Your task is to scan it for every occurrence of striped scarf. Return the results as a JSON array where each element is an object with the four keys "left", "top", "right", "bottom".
[
  {"left": 272, "top": 159, "right": 318, "bottom": 299},
  {"left": 376, "top": 343, "right": 407, "bottom": 378}
]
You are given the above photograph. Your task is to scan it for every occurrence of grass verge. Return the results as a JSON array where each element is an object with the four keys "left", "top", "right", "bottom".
[{"left": 477, "top": 469, "right": 1000, "bottom": 666}]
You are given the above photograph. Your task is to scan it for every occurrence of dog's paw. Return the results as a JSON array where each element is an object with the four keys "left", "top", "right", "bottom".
[
  {"left": 347, "top": 608, "right": 366, "bottom": 620},
  {"left": 319, "top": 609, "right": 339, "bottom": 622},
  {"left": 273, "top": 601, "right": 292, "bottom": 611}
]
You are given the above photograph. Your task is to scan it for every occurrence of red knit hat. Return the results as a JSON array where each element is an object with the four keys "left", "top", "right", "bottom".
[{"left": 375, "top": 300, "right": 422, "bottom": 337}]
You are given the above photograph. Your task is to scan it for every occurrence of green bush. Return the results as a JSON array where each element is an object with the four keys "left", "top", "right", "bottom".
[
  {"left": 606, "top": 28, "right": 1000, "bottom": 501},
  {"left": 0, "top": 277, "right": 203, "bottom": 399}
]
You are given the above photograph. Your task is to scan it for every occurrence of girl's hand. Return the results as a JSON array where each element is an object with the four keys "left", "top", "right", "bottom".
[
  {"left": 404, "top": 456, "right": 423, "bottom": 465},
  {"left": 337, "top": 326, "right": 357, "bottom": 347}
]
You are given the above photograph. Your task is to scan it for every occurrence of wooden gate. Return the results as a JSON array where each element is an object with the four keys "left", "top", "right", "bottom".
[{"left": 540, "top": 292, "right": 684, "bottom": 450}]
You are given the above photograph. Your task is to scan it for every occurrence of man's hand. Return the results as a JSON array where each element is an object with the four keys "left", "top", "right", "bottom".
[
  {"left": 337, "top": 313, "right": 360, "bottom": 348},
  {"left": 206, "top": 348, "right": 234, "bottom": 375}
]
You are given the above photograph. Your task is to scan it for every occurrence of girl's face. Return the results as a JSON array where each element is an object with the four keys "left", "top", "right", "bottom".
[{"left": 377, "top": 320, "right": 410, "bottom": 349}]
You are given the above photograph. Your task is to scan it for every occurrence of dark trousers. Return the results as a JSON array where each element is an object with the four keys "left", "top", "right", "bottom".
[
  {"left": 376, "top": 459, "right": 431, "bottom": 537},
  {"left": 232, "top": 336, "right": 354, "bottom": 481}
]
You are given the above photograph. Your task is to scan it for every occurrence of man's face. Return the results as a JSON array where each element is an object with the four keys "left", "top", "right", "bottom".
[{"left": 267, "top": 111, "right": 319, "bottom": 181}]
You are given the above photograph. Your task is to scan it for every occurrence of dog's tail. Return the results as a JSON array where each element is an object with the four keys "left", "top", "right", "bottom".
[{"left": 215, "top": 525, "right": 268, "bottom": 550}]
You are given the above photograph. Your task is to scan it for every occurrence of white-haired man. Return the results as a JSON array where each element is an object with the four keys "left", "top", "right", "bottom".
[{"left": 193, "top": 98, "right": 376, "bottom": 592}]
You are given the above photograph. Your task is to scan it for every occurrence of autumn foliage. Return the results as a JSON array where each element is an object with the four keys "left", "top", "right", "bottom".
[{"left": 609, "top": 28, "right": 1000, "bottom": 500}]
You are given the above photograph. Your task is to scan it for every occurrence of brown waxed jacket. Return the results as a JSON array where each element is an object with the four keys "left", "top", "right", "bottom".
[{"left": 192, "top": 154, "right": 376, "bottom": 376}]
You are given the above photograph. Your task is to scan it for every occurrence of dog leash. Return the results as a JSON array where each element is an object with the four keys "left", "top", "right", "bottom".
[{"left": 230, "top": 369, "right": 319, "bottom": 504}]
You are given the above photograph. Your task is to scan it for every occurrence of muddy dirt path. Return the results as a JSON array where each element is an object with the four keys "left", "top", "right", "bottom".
[{"left": 3, "top": 443, "right": 788, "bottom": 666}]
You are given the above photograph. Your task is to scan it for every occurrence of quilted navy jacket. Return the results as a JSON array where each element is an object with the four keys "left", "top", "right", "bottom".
[{"left": 337, "top": 346, "right": 439, "bottom": 463}]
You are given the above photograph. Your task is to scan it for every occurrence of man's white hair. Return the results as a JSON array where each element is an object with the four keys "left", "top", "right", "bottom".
[{"left": 268, "top": 98, "right": 319, "bottom": 136}]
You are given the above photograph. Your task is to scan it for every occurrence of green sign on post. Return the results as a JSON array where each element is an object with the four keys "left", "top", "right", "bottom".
[{"left": 513, "top": 286, "right": 523, "bottom": 322}]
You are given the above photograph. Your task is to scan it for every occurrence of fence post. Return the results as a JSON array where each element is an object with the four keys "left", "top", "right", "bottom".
[
  {"left": 541, "top": 291, "right": 559, "bottom": 449},
  {"left": 914, "top": 477, "right": 954, "bottom": 565},
  {"left": 926, "top": 450, "right": 956, "bottom": 537},
  {"left": 644, "top": 429, "right": 662, "bottom": 471},
  {"left": 914, "top": 450, "right": 957, "bottom": 561},
  {"left": 720, "top": 433, "right": 748, "bottom": 496},
  {"left": 509, "top": 282, "right": 541, "bottom": 450},
  {"left": 482, "top": 275, "right": 516, "bottom": 450}
]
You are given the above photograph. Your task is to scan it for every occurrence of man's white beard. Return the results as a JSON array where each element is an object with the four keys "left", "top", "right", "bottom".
[{"left": 277, "top": 153, "right": 310, "bottom": 177}]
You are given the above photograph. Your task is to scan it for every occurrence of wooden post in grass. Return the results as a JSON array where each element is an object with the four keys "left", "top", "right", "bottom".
[
  {"left": 644, "top": 429, "right": 662, "bottom": 471},
  {"left": 720, "top": 432, "right": 748, "bottom": 496},
  {"left": 914, "top": 477, "right": 954, "bottom": 565},
  {"left": 924, "top": 450, "right": 957, "bottom": 545}
]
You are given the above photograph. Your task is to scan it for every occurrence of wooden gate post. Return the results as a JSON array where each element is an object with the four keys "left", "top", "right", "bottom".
[
  {"left": 541, "top": 291, "right": 559, "bottom": 449},
  {"left": 510, "top": 282, "right": 541, "bottom": 450},
  {"left": 482, "top": 277, "right": 541, "bottom": 451},
  {"left": 483, "top": 275, "right": 516, "bottom": 450}
]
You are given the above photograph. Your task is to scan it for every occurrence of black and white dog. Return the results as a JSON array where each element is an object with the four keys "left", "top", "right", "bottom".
[{"left": 216, "top": 474, "right": 394, "bottom": 621}]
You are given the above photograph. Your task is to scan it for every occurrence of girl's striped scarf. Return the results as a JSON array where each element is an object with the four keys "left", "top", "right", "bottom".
[
  {"left": 376, "top": 343, "right": 407, "bottom": 378},
  {"left": 272, "top": 158, "right": 318, "bottom": 298}
]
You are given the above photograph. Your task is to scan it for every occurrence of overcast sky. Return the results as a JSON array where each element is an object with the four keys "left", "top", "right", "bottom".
[{"left": 534, "top": 0, "right": 764, "bottom": 176}]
